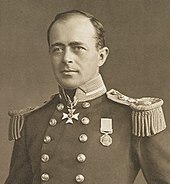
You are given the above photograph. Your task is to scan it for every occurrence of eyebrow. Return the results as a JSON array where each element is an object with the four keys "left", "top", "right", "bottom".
[
  {"left": 50, "top": 41, "right": 88, "bottom": 48},
  {"left": 50, "top": 42, "right": 65, "bottom": 48},
  {"left": 69, "top": 41, "right": 86, "bottom": 47}
]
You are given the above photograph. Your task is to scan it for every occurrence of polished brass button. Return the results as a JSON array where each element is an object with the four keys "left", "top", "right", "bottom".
[
  {"left": 82, "top": 102, "right": 90, "bottom": 108},
  {"left": 81, "top": 117, "right": 90, "bottom": 125},
  {"left": 79, "top": 134, "right": 88, "bottom": 142},
  {"left": 77, "top": 154, "right": 86, "bottom": 163},
  {"left": 41, "top": 173, "right": 50, "bottom": 181},
  {"left": 44, "top": 136, "right": 51, "bottom": 143},
  {"left": 75, "top": 174, "right": 84, "bottom": 183},
  {"left": 49, "top": 118, "right": 57, "bottom": 126},
  {"left": 56, "top": 103, "right": 64, "bottom": 111},
  {"left": 41, "top": 154, "right": 50, "bottom": 162}
]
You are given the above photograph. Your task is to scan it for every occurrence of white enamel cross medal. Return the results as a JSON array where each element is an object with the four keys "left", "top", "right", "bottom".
[
  {"left": 62, "top": 108, "right": 79, "bottom": 124},
  {"left": 100, "top": 118, "right": 113, "bottom": 146}
]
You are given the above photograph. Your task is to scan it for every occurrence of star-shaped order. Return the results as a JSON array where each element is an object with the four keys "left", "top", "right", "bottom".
[{"left": 62, "top": 109, "right": 79, "bottom": 124}]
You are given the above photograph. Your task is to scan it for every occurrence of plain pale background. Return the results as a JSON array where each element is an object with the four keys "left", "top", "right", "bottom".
[{"left": 1, "top": 0, "right": 170, "bottom": 183}]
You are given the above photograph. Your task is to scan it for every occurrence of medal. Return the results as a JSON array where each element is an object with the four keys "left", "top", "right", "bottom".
[
  {"left": 62, "top": 94, "right": 79, "bottom": 124},
  {"left": 100, "top": 133, "right": 112, "bottom": 146},
  {"left": 100, "top": 118, "right": 113, "bottom": 146},
  {"left": 62, "top": 108, "right": 79, "bottom": 124}
]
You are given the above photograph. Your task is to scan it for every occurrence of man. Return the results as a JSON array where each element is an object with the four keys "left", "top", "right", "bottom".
[{"left": 5, "top": 10, "right": 170, "bottom": 184}]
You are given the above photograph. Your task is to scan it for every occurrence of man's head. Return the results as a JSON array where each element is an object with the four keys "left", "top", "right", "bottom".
[{"left": 48, "top": 10, "right": 109, "bottom": 89}]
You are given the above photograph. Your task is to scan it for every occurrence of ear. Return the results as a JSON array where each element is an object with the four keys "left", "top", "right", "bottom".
[{"left": 97, "top": 47, "right": 109, "bottom": 66}]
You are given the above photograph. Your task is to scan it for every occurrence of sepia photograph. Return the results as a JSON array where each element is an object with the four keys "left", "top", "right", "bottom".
[{"left": 1, "top": 0, "right": 170, "bottom": 183}]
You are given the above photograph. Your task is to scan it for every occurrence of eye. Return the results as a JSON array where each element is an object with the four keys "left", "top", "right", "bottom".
[
  {"left": 73, "top": 46, "right": 86, "bottom": 52},
  {"left": 51, "top": 47, "right": 64, "bottom": 53}
]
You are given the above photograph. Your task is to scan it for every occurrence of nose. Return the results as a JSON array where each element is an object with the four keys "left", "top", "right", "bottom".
[{"left": 63, "top": 47, "right": 74, "bottom": 64}]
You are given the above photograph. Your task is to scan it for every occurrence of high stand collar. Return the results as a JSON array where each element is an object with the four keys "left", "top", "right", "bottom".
[{"left": 59, "top": 74, "right": 107, "bottom": 104}]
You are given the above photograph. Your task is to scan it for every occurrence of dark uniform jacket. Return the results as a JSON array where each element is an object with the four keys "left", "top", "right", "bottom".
[{"left": 5, "top": 75, "right": 170, "bottom": 184}]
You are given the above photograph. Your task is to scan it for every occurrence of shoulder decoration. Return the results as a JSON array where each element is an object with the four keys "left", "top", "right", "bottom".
[
  {"left": 107, "top": 89, "right": 166, "bottom": 137},
  {"left": 8, "top": 95, "right": 56, "bottom": 141}
]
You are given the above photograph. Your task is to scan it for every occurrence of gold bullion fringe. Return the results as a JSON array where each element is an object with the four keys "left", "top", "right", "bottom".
[
  {"left": 132, "top": 106, "right": 166, "bottom": 137},
  {"left": 8, "top": 94, "right": 56, "bottom": 141},
  {"left": 8, "top": 114, "right": 25, "bottom": 141}
]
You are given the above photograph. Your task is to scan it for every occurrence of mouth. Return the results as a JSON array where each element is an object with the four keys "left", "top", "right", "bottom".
[{"left": 61, "top": 69, "right": 79, "bottom": 75}]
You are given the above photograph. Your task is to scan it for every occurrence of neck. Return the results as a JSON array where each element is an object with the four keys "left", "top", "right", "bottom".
[
  {"left": 64, "top": 89, "right": 76, "bottom": 101},
  {"left": 59, "top": 74, "right": 107, "bottom": 102}
]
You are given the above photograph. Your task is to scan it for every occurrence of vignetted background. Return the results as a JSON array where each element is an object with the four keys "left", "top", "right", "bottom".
[{"left": 1, "top": 0, "right": 170, "bottom": 183}]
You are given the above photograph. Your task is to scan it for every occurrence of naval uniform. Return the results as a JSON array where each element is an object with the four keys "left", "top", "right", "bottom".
[{"left": 5, "top": 75, "right": 170, "bottom": 184}]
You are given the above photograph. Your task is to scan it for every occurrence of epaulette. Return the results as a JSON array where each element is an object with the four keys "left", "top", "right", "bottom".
[
  {"left": 107, "top": 89, "right": 166, "bottom": 137},
  {"left": 8, "top": 94, "right": 56, "bottom": 141}
]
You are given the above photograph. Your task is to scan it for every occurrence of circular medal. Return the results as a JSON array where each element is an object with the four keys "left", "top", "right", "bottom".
[{"left": 100, "top": 134, "right": 112, "bottom": 146}]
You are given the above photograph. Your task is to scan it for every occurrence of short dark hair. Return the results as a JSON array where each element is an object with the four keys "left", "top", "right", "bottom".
[{"left": 47, "top": 10, "right": 106, "bottom": 49}]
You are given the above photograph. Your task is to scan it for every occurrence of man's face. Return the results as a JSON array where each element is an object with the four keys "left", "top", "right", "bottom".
[{"left": 49, "top": 15, "right": 108, "bottom": 89}]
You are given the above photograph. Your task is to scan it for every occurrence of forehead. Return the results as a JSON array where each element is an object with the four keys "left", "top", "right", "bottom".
[{"left": 49, "top": 15, "right": 96, "bottom": 45}]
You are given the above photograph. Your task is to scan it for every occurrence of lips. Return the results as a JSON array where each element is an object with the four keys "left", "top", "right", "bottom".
[
  {"left": 61, "top": 68, "right": 78, "bottom": 74},
  {"left": 62, "top": 70, "right": 78, "bottom": 72}
]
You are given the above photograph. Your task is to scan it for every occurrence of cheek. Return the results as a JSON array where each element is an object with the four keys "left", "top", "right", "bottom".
[
  {"left": 86, "top": 55, "right": 99, "bottom": 68},
  {"left": 79, "top": 52, "right": 99, "bottom": 64},
  {"left": 50, "top": 57, "right": 60, "bottom": 67},
  {"left": 51, "top": 62, "right": 60, "bottom": 75},
  {"left": 78, "top": 55, "right": 98, "bottom": 72}
]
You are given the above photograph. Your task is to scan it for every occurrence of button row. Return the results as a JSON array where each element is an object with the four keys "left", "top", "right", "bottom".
[
  {"left": 41, "top": 153, "right": 86, "bottom": 164},
  {"left": 41, "top": 101, "right": 90, "bottom": 182},
  {"left": 56, "top": 101, "right": 91, "bottom": 112},
  {"left": 76, "top": 109, "right": 89, "bottom": 182},
  {"left": 41, "top": 173, "right": 85, "bottom": 183},
  {"left": 48, "top": 117, "right": 90, "bottom": 127},
  {"left": 44, "top": 133, "right": 88, "bottom": 144}
]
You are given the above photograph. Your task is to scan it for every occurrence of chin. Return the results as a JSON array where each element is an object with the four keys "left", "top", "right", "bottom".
[{"left": 59, "top": 82, "right": 79, "bottom": 90}]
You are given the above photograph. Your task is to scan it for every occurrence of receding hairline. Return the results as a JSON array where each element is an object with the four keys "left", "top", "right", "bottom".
[
  {"left": 48, "top": 14, "right": 98, "bottom": 46},
  {"left": 49, "top": 14, "right": 96, "bottom": 35},
  {"left": 51, "top": 10, "right": 96, "bottom": 23},
  {"left": 53, "top": 12, "right": 92, "bottom": 23},
  {"left": 47, "top": 10, "right": 106, "bottom": 49}
]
